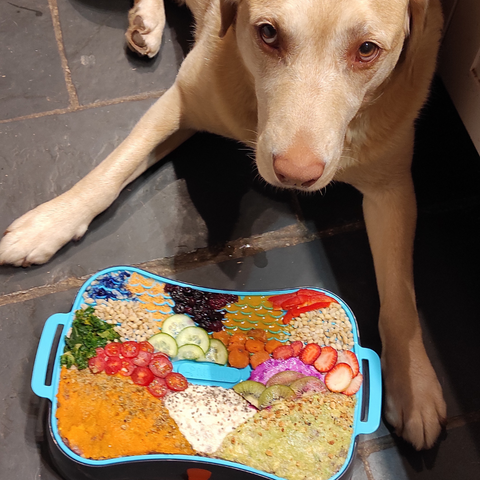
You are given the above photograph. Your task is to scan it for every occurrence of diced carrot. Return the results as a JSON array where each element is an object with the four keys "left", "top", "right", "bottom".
[
  {"left": 229, "top": 331, "right": 248, "bottom": 346},
  {"left": 250, "top": 350, "right": 271, "bottom": 369},
  {"left": 265, "top": 339, "right": 282, "bottom": 354},
  {"left": 245, "top": 339, "right": 266, "bottom": 353},
  {"left": 248, "top": 328, "right": 267, "bottom": 342},
  {"left": 212, "top": 330, "right": 230, "bottom": 346},
  {"left": 228, "top": 343, "right": 248, "bottom": 354},
  {"left": 228, "top": 347, "right": 250, "bottom": 369}
]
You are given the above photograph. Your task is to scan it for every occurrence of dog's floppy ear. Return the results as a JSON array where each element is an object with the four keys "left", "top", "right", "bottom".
[
  {"left": 219, "top": 0, "right": 239, "bottom": 38},
  {"left": 402, "top": 0, "right": 430, "bottom": 61}
]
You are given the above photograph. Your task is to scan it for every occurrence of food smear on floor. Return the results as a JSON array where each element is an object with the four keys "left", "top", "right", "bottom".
[
  {"left": 214, "top": 393, "right": 356, "bottom": 480},
  {"left": 56, "top": 367, "right": 195, "bottom": 459}
]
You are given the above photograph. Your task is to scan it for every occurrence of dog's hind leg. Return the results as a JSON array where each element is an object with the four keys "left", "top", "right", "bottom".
[
  {"left": 126, "top": 0, "right": 166, "bottom": 57},
  {"left": 0, "top": 86, "right": 194, "bottom": 267}
]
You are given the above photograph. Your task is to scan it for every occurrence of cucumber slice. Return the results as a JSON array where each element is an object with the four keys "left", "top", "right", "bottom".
[
  {"left": 176, "top": 344, "right": 206, "bottom": 361},
  {"left": 148, "top": 333, "right": 178, "bottom": 357},
  {"left": 176, "top": 326, "right": 210, "bottom": 353},
  {"left": 204, "top": 339, "right": 229, "bottom": 365},
  {"left": 161, "top": 314, "right": 195, "bottom": 338}
]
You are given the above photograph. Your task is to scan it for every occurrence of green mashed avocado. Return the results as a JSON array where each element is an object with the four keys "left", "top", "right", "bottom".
[{"left": 214, "top": 393, "right": 356, "bottom": 480}]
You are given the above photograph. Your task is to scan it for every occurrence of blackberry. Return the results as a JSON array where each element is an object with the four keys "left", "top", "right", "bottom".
[
  {"left": 164, "top": 284, "right": 239, "bottom": 332},
  {"left": 164, "top": 283, "right": 177, "bottom": 294},
  {"left": 173, "top": 304, "right": 186, "bottom": 314},
  {"left": 208, "top": 320, "right": 224, "bottom": 332}
]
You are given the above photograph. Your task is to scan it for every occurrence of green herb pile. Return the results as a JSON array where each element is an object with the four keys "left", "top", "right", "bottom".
[{"left": 60, "top": 307, "right": 120, "bottom": 370}]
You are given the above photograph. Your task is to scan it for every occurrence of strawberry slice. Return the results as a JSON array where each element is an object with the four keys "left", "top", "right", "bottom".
[
  {"left": 337, "top": 350, "right": 360, "bottom": 377},
  {"left": 325, "top": 363, "right": 354, "bottom": 392},
  {"left": 290, "top": 340, "right": 304, "bottom": 356},
  {"left": 299, "top": 343, "right": 322, "bottom": 364},
  {"left": 313, "top": 346, "right": 338, "bottom": 373},
  {"left": 272, "top": 344, "right": 295, "bottom": 360},
  {"left": 342, "top": 372, "right": 363, "bottom": 396}
]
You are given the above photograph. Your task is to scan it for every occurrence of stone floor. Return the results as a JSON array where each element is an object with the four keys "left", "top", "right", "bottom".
[{"left": 1, "top": 1, "right": 480, "bottom": 480}]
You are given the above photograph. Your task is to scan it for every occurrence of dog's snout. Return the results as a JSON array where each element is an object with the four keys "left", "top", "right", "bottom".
[{"left": 273, "top": 143, "right": 325, "bottom": 188}]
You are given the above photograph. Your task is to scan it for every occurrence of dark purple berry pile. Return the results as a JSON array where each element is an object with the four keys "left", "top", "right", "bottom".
[{"left": 164, "top": 284, "right": 238, "bottom": 332}]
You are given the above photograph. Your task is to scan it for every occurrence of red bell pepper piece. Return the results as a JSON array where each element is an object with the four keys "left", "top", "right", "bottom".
[
  {"left": 281, "top": 293, "right": 337, "bottom": 310},
  {"left": 268, "top": 291, "right": 298, "bottom": 309},
  {"left": 297, "top": 289, "right": 338, "bottom": 303},
  {"left": 280, "top": 294, "right": 314, "bottom": 309},
  {"left": 282, "top": 301, "right": 333, "bottom": 324}
]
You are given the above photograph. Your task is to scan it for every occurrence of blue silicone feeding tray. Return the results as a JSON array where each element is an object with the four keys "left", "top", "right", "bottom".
[{"left": 31, "top": 266, "right": 381, "bottom": 480}]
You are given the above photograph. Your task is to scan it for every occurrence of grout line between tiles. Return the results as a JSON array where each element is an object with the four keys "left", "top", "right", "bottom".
[
  {"left": 0, "top": 91, "right": 166, "bottom": 125},
  {"left": 360, "top": 455, "right": 376, "bottom": 480},
  {"left": 0, "top": 220, "right": 364, "bottom": 307},
  {"left": 47, "top": 0, "right": 79, "bottom": 109}
]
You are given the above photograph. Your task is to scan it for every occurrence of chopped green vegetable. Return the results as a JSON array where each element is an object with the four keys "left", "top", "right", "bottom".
[{"left": 60, "top": 307, "right": 120, "bottom": 370}]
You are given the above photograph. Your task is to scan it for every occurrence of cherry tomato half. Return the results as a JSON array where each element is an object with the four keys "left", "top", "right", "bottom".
[
  {"left": 95, "top": 347, "right": 106, "bottom": 357},
  {"left": 133, "top": 350, "right": 152, "bottom": 367},
  {"left": 149, "top": 355, "right": 173, "bottom": 378},
  {"left": 105, "top": 343, "right": 121, "bottom": 357},
  {"left": 119, "top": 358, "right": 136, "bottom": 377},
  {"left": 105, "top": 356, "right": 122, "bottom": 375},
  {"left": 138, "top": 341, "right": 155, "bottom": 353},
  {"left": 88, "top": 355, "right": 106, "bottom": 374},
  {"left": 121, "top": 341, "right": 140, "bottom": 358},
  {"left": 131, "top": 366, "right": 155, "bottom": 386},
  {"left": 165, "top": 372, "right": 188, "bottom": 391},
  {"left": 147, "top": 377, "right": 169, "bottom": 398}
]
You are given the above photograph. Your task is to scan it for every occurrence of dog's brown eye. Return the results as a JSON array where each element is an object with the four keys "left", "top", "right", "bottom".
[
  {"left": 259, "top": 23, "right": 278, "bottom": 46},
  {"left": 357, "top": 42, "right": 379, "bottom": 62}
]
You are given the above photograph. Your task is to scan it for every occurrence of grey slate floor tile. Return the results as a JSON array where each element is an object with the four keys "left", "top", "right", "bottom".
[{"left": 0, "top": 0, "right": 70, "bottom": 121}]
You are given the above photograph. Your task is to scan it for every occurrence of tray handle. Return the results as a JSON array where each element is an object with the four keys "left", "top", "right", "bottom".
[
  {"left": 355, "top": 345, "right": 382, "bottom": 435},
  {"left": 31, "top": 312, "right": 69, "bottom": 400}
]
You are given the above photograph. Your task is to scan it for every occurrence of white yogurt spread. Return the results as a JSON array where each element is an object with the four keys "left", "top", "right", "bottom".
[{"left": 164, "top": 384, "right": 256, "bottom": 454}]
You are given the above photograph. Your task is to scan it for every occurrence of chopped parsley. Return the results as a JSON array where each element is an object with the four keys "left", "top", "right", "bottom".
[{"left": 60, "top": 307, "right": 120, "bottom": 370}]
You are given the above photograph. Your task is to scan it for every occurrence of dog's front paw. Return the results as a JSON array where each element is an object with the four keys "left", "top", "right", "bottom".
[
  {"left": 0, "top": 200, "right": 89, "bottom": 267},
  {"left": 126, "top": 1, "right": 166, "bottom": 58},
  {"left": 382, "top": 344, "right": 447, "bottom": 450}
]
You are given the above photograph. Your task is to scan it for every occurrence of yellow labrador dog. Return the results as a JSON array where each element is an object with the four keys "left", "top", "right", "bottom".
[{"left": 0, "top": 0, "right": 445, "bottom": 449}]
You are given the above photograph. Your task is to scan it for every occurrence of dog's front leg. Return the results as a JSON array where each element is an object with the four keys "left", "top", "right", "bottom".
[
  {"left": 341, "top": 133, "right": 448, "bottom": 449},
  {"left": 0, "top": 86, "right": 193, "bottom": 267},
  {"left": 358, "top": 166, "right": 447, "bottom": 449}
]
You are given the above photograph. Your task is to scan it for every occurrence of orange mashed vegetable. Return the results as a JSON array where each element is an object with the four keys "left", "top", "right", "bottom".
[{"left": 56, "top": 367, "right": 194, "bottom": 459}]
